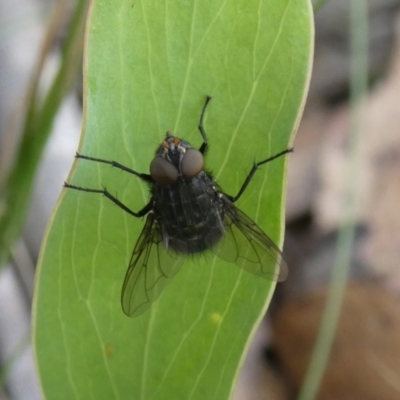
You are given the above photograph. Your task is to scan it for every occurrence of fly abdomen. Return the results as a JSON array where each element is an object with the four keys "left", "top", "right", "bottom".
[{"left": 153, "top": 173, "right": 225, "bottom": 254}]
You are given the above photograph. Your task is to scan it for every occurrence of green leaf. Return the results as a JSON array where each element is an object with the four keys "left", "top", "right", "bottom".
[{"left": 33, "top": 0, "right": 313, "bottom": 399}]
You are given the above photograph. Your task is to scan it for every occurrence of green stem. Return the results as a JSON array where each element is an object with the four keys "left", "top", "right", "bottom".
[
  {"left": 297, "top": 2, "right": 368, "bottom": 399},
  {"left": 312, "top": 0, "right": 327, "bottom": 13}
]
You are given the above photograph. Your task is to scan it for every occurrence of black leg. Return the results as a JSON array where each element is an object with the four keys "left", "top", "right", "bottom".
[
  {"left": 198, "top": 96, "right": 212, "bottom": 155},
  {"left": 75, "top": 153, "right": 153, "bottom": 184},
  {"left": 64, "top": 183, "right": 152, "bottom": 218},
  {"left": 224, "top": 148, "right": 294, "bottom": 203}
]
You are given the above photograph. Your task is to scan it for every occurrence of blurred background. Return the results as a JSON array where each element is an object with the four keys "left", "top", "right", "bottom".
[{"left": 1, "top": 0, "right": 400, "bottom": 399}]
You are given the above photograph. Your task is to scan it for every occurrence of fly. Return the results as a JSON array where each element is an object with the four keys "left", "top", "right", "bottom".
[{"left": 64, "top": 96, "right": 293, "bottom": 317}]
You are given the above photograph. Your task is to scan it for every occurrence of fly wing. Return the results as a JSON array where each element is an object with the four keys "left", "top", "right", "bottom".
[
  {"left": 121, "top": 212, "right": 184, "bottom": 317},
  {"left": 212, "top": 196, "right": 288, "bottom": 282}
]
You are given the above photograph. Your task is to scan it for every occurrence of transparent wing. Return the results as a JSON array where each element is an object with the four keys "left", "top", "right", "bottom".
[
  {"left": 213, "top": 196, "right": 288, "bottom": 282},
  {"left": 121, "top": 212, "right": 184, "bottom": 317}
]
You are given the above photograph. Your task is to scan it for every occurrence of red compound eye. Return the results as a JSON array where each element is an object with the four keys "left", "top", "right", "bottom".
[
  {"left": 181, "top": 148, "right": 204, "bottom": 179},
  {"left": 150, "top": 156, "right": 178, "bottom": 184}
]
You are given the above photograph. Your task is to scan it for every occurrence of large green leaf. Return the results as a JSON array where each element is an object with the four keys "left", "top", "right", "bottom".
[{"left": 33, "top": 0, "right": 313, "bottom": 399}]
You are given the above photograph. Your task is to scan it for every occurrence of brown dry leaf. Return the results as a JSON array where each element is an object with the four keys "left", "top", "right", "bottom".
[{"left": 272, "top": 283, "right": 400, "bottom": 400}]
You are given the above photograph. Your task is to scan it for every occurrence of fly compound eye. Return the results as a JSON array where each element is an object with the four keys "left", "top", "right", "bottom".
[
  {"left": 150, "top": 156, "right": 178, "bottom": 184},
  {"left": 181, "top": 148, "right": 204, "bottom": 179}
]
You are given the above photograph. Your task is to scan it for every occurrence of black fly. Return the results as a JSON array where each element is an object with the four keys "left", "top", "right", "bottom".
[{"left": 65, "top": 96, "right": 293, "bottom": 317}]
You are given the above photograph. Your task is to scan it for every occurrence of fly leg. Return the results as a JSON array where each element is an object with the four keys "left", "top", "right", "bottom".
[
  {"left": 64, "top": 183, "right": 152, "bottom": 218},
  {"left": 223, "top": 148, "right": 294, "bottom": 203},
  {"left": 75, "top": 153, "right": 153, "bottom": 183},
  {"left": 198, "top": 95, "right": 212, "bottom": 155}
]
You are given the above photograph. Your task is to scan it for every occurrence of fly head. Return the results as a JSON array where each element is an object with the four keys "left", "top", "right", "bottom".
[{"left": 150, "top": 131, "right": 204, "bottom": 185}]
